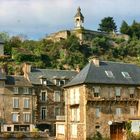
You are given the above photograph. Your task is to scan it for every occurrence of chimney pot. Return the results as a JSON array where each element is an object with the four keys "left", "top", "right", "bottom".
[{"left": 90, "top": 56, "right": 100, "bottom": 67}]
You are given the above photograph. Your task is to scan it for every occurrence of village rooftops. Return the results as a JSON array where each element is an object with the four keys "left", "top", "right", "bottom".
[
  {"left": 65, "top": 60, "right": 140, "bottom": 87},
  {"left": 28, "top": 68, "right": 77, "bottom": 85},
  {"left": 5, "top": 75, "right": 32, "bottom": 87}
]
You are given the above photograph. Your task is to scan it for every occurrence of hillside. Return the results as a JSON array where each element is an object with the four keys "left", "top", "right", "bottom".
[{"left": 1, "top": 32, "right": 140, "bottom": 75}]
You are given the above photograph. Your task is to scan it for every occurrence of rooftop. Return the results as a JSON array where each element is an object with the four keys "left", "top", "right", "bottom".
[{"left": 65, "top": 60, "right": 140, "bottom": 87}]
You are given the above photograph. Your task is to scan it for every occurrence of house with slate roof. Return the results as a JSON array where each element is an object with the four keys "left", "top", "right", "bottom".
[
  {"left": 56, "top": 57, "right": 140, "bottom": 140},
  {"left": 0, "top": 73, "right": 36, "bottom": 132},
  {"left": 22, "top": 63, "right": 77, "bottom": 136}
]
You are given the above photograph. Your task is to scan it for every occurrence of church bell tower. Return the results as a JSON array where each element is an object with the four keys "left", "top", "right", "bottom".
[{"left": 74, "top": 7, "right": 84, "bottom": 29}]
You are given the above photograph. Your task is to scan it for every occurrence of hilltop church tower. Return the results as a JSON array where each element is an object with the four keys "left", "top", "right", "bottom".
[{"left": 74, "top": 7, "right": 84, "bottom": 29}]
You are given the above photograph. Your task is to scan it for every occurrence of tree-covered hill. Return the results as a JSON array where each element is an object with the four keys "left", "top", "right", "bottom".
[{"left": 1, "top": 17, "right": 140, "bottom": 74}]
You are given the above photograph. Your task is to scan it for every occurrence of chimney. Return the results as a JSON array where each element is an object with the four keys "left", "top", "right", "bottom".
[
  {"left": 90, "top": 56, "right": 100, "bottom": 67},
  {"left": 76, "top": 65, "right": 80, "bottom": 73},
  {"left": 22, "top": 63, "right": 31, "bottom": 79}
]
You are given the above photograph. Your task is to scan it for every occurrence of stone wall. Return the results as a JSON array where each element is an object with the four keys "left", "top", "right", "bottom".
[{"left": 85, "top": 84, "right": 139, "bottom": 138}]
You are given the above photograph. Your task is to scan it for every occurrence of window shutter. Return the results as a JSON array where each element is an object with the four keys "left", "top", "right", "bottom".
[
  {"left": 75, "top": 88, "right": 80, "bottom": 104},
  {"left": 71, "top": 109, "right": 74, "bottom": 121},
  {"left": 70, "top": 89, "right": 74, "bottom": 105},
  {"left": 77, "top": 108, "right": 80, "bottom": 121}
]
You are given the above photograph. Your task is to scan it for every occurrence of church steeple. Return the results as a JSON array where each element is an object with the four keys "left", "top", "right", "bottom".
[{"left": 74, "top": 7, "right": 84, "bottom": 28}]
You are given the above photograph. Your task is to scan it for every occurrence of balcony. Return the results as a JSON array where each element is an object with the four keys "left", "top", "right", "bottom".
[{"left": 56, "top": 116, "right": 65, "bottom": 121}]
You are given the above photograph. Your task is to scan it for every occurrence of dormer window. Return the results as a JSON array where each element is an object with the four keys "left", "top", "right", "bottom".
[
  {"left": 59, "top": 80, "right": 65, "bottom": 86},
  {"left": 122, "top": 72, "right": 131, "bottom": 78},
  {"left": 105, "top": 71, "right": 114, "bottom": 78},
  {"left": 40, "top": 78, "right": 48, "bottom": 85}
]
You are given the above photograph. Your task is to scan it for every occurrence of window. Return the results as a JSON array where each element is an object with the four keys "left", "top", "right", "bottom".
[
  {"left": 13, "top": 98, "right": 19, "bottom": 108},
  {"left": 95, "top": 108, "right": 100, "bottom": 118},
  {"left": 115, "top": 87, "right": 121, "bottom": 99},
  {"left": 93, "top": 86, "right": 100, "bottom": 97},
  {"left": 105, "top": 71, "right": 114, "bottom": 78},
  {"left": 57, "top": 124, "right": 65, "bottom": 135},
  {"left": 41, "top": 91, "right": 47, "bottom": 101},
  {"left": 71, "top": 107, "right": 80, "bottom": 122},
  {"left": 12, "top": 113, "right": 19, "bottom": 122},
  {"left": 130, "top": 107, "right": 135, "bottom": 116},
  {"left": 116, "top": 108, "right": 121, "bottom": 116},
  {"left": 23, "top": 88, "right": 29, "bottom": 94},
  {"left": 129, "top": 88, "right": 135, "bottom": 98},
  {"left": 41, "top": 107, "right": 46, "bottom": 120},
  {"left": 59, "top": 80, "right": 65, "bottom": 86},
  {"left": 54, "top": 79, "right": 59, "bottom": 86},
  {"left": 23, "top": 113, "right": 30, "bottom": 122},
  {"left": 71, "top": 124, "right": 77, "bottom": 138},
  {"left": 95, "top": 125, "right": 100, "bottom": 129},
  {"left": 70, "top": 88, "right": 80, "bottom": 105},
  {"left": 122, "top": 72, "right": 131, "bottom": 78},
  {"left": 54, "top": 91, "right": 61, "bottom": 102},
  {"left": 13, "top": 87, "right": 18, "bottom": 94},
  {"left": 24, "top": 98, "right": 30, "bottom": 108},
  {"left": 55, "top": 107, "right": 60, "bottom": 116}
]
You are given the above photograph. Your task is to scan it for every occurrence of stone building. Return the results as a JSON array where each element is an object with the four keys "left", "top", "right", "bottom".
[
  {"left": 22, "top": 63, "right": 77, "bottom": 136},
  {"left": 0, "top": 72, "right": 36, "bottom": 132},
  {"left": 56, "top": 57, "right": 140, "bottom": 140},
  {"left": 46, "top": 7, "right": 105, "bottom": 43}
]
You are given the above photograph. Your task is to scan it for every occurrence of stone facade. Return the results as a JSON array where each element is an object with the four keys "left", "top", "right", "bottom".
[
  {"left": 56, "top": 57, "right": 140, "bottom": 140},
  {"left": 0, "top": 75, "right": 36, "bottom": 132},
  {"left": 22, "top": 63, "right": 77, "bottom": 136},
  {"left": 61, "top": 84, "right": 140, "bottom": 140}
]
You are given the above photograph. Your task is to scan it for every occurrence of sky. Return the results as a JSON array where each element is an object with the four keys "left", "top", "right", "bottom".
[{"left": 0, "top": 0, "right": 140, "bottom": 40}]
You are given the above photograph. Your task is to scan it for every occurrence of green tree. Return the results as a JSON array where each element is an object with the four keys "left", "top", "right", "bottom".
[
  {"left": 130, "top": 20, "right": 140, "bottom": 39},
  {"left": 98, "top": 17, "right": 117, "bottom": 33},
  {"left": 120, "top": 20, "right": 130, "bottom": 34}
]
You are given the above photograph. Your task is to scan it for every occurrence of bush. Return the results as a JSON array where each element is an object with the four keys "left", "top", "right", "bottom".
[
  {"left": 2, "top": 132, "right": 12, "bottom": 138},
  {"left": 30, "top": 132, "right": 40, "bottom": 138},
  {"left": 87, "top": 132, "right": 110, "bottom": 140},
  {"left": 15, "top": 132, "right": 25, "bottom": 138}
]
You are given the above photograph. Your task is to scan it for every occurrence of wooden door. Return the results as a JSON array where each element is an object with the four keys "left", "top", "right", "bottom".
[{"left": 110, "top": 123, "right": 124, "bottom": 140}]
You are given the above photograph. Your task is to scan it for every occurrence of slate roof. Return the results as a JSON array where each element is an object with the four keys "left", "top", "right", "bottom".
[
  {"left": 28, "top": 68, "right": 78, "bottom": 85},
  {"left": 6, "top": 75, "right": 32, "bottom": 87},
  {"left": 65, "top": 61, "right": 140, "bottom": 87}
]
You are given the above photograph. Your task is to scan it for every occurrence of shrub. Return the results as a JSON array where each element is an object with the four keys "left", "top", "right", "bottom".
[
  {"left": 15, "top": 132, "right": 25, "bottom": 138},
  {"left": 2, "top": 132, "right": 12, "bottom": 138},
  {"left": 87, "top": 132, "right": 110, "bottom": 140},
  {"left": 30, "top": 132, "right": 40, "bottom": 138}
]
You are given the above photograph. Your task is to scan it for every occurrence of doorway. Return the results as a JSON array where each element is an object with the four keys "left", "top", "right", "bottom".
[{"left": 110, "top": 122, "right": 125, "bottom": 140}]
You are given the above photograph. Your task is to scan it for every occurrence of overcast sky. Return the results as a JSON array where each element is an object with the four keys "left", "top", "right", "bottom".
[{"left": 0, "top": 0, "right": 140, "bottom": 40}]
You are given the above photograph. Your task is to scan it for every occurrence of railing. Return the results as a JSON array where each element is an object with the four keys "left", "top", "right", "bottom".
[
  {"left": 88, "top": 97, "right": 139, "bottom": 102},
  {"left": 56, "top": 116, "right": 65, "bottom": 121}
]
